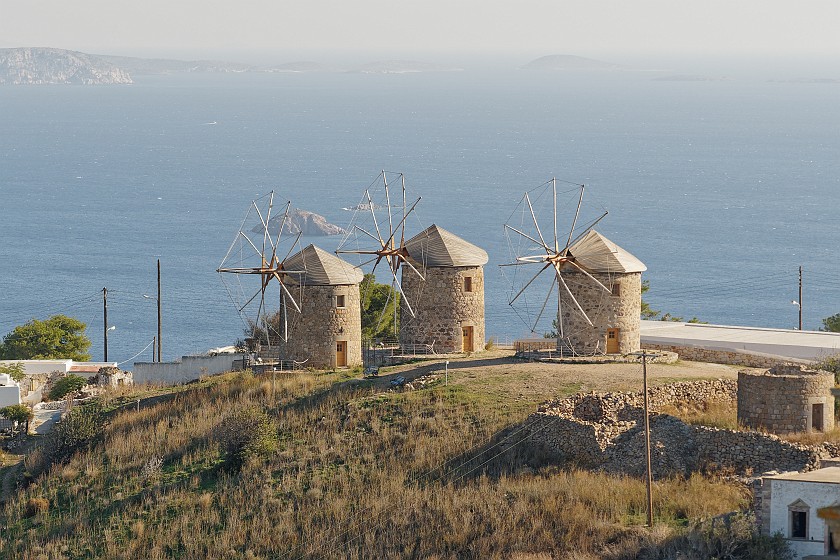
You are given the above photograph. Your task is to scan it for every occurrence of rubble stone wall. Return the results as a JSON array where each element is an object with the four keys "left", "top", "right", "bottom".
[
  {"left": 642, "top": 343, "right": 797, "bottom": 368},
  {"left": 400, "top": 265, "right": 485, "bottom": 353},
  {"left": 557, "top": 271, "right": 642, "bottom": 355},
  {"left": 528, "top": 379, "right": 829, "bottom": 478}
]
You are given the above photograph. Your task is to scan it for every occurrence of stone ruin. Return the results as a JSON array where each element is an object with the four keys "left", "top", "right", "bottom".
[
  {"left": 94, "top": 366, "right": 133, "bottom": 387},
  {"left": 525, "top": 379, "right": 838, "bottom": 479},
  {"left": 737, "top": 363, "right": 835, "bottom": 434}
]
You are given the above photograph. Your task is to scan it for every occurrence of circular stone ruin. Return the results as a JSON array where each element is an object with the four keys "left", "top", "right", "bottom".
[{"left": 737, "top": 364, "right": 835, "bottom": 434}]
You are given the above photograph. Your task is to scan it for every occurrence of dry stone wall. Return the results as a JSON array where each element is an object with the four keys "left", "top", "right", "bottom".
[
  {"left": 278, "top": 284, "right": 361, "bottom": 369},
  {"left": 400, "top": 265, "right": 485, "bottom": 353},
  {"left": 738, "top": 364, "right": 834, "bottom": 434},
  {"left": 557, "top": 271, "right": 641, "bottom": 355},
  {"left": 642, "top": 343, "right": 801, "bottom": 368},
  {"left": 527, "top": 379, "right": 830, "bottom": 478}
]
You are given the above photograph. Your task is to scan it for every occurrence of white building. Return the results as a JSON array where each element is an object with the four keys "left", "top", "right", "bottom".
[
  {"left": 0, "top": 359, "right": 117, "bottom": 377},
  {"left": 0, "top": 373, "right": 21, "bottom": 407},
  {"left": 759, "top": 467, "right": 840, "bottom": 559}
]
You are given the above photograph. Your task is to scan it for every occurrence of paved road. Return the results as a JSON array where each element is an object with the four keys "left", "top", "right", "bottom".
[{"left": 31, "top": 406, "right": 62, "bottom": 435}]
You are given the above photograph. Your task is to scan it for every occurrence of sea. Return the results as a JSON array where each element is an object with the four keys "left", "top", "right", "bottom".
[{"left": 1, "top": 56, "right": 839, "bottom": 367}]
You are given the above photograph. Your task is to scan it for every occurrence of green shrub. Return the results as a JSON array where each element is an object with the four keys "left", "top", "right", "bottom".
[
  {"left": 0, "top": 404, "right": 34, "bottom": 432},
  {"left": 214, "top": 405, "right": 279, "bottom": 470},
  {"left": 33, "top": 403, "right": 104, "bottom": 475},
  {"left": 23, "top": 497, "right": 49, "bottom": 518},
  {"left": 0, "top": 362, "right": 25, "bottom": 382},
  {"left": 48, "top": 374, "right": 89, "bottom": 400}
]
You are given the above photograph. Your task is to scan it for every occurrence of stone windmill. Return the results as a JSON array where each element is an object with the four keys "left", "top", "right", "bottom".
[
  {"left": 399, "top": 224, "right": 489, "bottom": 353},
  {"left": 503, "top": 179, "right": 646, "bottom": 355},
  {"left": 275, "top": 244, "right": 364, "bottom": 369}
]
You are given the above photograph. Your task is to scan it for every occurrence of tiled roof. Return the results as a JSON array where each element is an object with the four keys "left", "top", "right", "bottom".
[
  {"left": 569, "top": 230, "right": 646, "bottom": 273},
  {"left": 284, "top": 244, "right": 364, "bottom": 286},
  {"left": 405, "top": 224, "right": 488, "bottom": 268}
]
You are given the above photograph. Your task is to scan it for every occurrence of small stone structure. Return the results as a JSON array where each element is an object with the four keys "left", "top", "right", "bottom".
[
  {"left": 525, "top": 380, "right": 836, "bottom": 478},
  {"left": 94, "top": 366, "right": 133, "bottom": 387},
  {"left": 400, "top": 224, "right": 488, "bottom": 353},
  {"left": 738, "top": 364, "right": 835, "bottom": 434},
  {"left": 555, "top": 230, "right": 645, "bottom": 355},
  {"left": 276, "top": 244, "right": 363, "bottom": 369}
]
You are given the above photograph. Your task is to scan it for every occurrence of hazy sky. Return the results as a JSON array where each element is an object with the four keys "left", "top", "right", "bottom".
[{"left": 2, "top": 0, "right": 839, "bottom": 60}]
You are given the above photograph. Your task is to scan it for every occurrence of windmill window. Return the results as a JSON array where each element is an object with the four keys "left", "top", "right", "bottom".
[
  {"left": 336, "top": 295, "right": 346, "bottom": 308},
  {"left": 789, "top": 500, "right": 810, "bottom": 539},
  {"left": 610, "top": 283, "right": 621, "bottom": 296},
  {"left": 464, "top": 277, "right": 473, "bottom": 293}
]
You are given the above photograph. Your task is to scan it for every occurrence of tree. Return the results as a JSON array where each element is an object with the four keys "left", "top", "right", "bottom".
[
  {"left": 0, "top": 362, "right": 25, "bottom": 383},
  {"left": 48, "top": 374, "right": 89, "bottom": 401},
  {"left": 360, "top": 273, "right": 399, "bottom": 340},
  {"left": 641, "top": 281, "right": 705, "bottom": 324},
  {"left": 822, "top": 313, "right": 840, "bottom": 333},
  {"left": 0, "top": 404, "right": 34, "bottom": 433},
  {"left": 0, "top": 315, "right": 91, "bottom": 361}
]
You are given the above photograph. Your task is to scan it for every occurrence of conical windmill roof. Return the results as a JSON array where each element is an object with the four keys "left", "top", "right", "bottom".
[
  {"left": 284, "top": 244, "right": 364, "bottom": 286},
  {"left": 568, "top": 230, "right": 647, "bottom": 273},
  {"left": 405, "top": 224, "right": 489, "bottom": 268}
]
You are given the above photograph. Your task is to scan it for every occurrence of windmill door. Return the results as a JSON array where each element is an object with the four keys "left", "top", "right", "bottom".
[
  {"left": 336, "top": 341, "right": 347, "bottom": 368},
  {"left": 462, "top": 326, "right": 474, "bottom": 352},
  {"left": 606, "top": 328, "right": 620, "bottom": 353}
]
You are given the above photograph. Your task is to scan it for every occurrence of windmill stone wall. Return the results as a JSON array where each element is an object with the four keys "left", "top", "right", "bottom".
[
  {"left": 737, "top": 365, "right": 834, "bottom": 434},
  {"left": 275, "top": 244, "right": 363, "bottom": 369},
  {"left": 278, "top": 284, "right": 362, "bottom": 369},
  {"left": 400, "top": 265, "right": 485, "bottom": 353},
  {"left": 558, "top": 270, "right": 642, "bottom": 355}
]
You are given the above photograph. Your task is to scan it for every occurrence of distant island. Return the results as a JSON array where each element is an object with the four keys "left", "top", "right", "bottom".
[
  {"left": 350, "top": 60, "right": 463, "bottom": 74},
  {"left": 96, "top": 54, "right": 253, "bottom": 75},
  {"left": 0, "top": 47, "right": 132, "bottom": 85},
  {"left": 252, "top": 209, "right": 347, "bottom": 237},
  {"left": 520, "top": 54, "right": 621, "bottom": 71}
]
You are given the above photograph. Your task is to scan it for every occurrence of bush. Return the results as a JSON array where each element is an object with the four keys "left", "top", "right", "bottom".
[
  {"left": 33, "top": 404, "right": 104, "bottom": 475},
  {"left": 23, "top": 498, "right": 49, "bottom": 518},
  {"left": 640, "top": 512, "right": 793, "bottom": 560},
  {"left": 0, "top": 404, "right": 34, "bottom": 433},
  {"left": 0, "top": 362, "right": 25, "bottom": 382},
  {"left": 48, "top": 374, "right": 89, "bottom": 401},
  {"left": 214, "top": 405, "right": 279, "bottom": 470}
]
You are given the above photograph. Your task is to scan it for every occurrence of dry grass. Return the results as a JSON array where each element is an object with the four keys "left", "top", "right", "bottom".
[
  {"left": 0, "top": 359, "right": 771, "bottom": 559},
  {"left": 778, "top": 426, "right": 840, "bottom": 446},
  {"left": 658, "top": 400, "right": 739, "bottom": 431}
]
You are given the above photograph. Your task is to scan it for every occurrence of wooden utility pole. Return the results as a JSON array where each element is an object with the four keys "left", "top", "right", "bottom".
[
  {"left": 642, "top": 350, "right": 653, "bottom": 527},
  {"left": 799, "top": 266, "right": 803, "bottom": 331},
  {"left": 103, "top": 287, "right": 109, "bottom": 362},
  {"left": 157, "top": 259, "right": 162, "bottom": 363}
]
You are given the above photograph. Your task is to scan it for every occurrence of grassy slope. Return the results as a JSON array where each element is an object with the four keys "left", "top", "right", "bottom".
[{"left": 0, "top": 355, "right": 757, "bottom": 560}]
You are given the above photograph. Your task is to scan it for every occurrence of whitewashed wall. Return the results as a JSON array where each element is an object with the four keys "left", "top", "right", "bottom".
[
  {"left": 133, "top": 354, "right": 245, "bottom": 385},
  {"left": 769, "top": 478, "right": 840, "bottom": 559}
]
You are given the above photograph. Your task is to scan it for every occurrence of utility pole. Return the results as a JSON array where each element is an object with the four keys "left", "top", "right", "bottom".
[
  {"left": 157, "top": 259, "right": 162, "bottom": 363},
  {"left": 799, "top": 266, "right": 803, "bottom": 331},
  {"left": 103, "top": 287, "right": 109, "bottom": 362},
  {"left": 642, "top": 350, "right": 653, "bottom": 527}
]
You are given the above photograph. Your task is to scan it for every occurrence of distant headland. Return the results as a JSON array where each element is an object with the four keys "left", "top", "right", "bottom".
[{"left": 0, "top": 47, "right": 132, "bottom": 85}]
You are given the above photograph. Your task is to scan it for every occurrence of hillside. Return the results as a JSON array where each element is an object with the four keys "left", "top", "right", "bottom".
[
  {"left": 0, "top": 48, "right": 132, "bottom": 85},
  {"left": 0, "top": 354, "right": 789, "bottom": 559}
]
